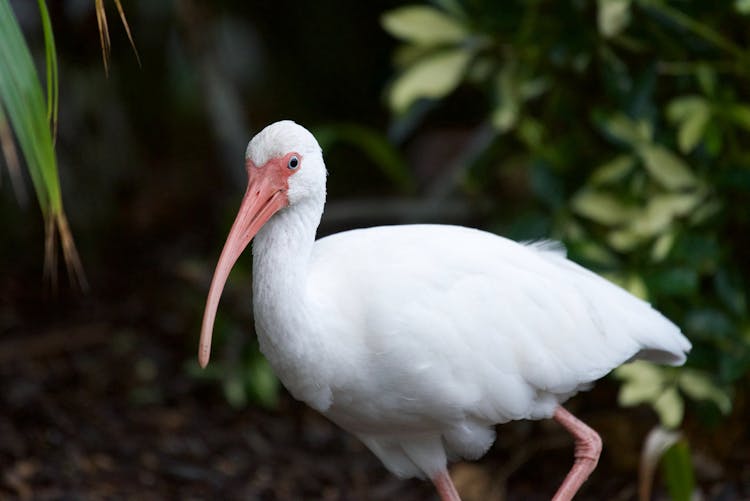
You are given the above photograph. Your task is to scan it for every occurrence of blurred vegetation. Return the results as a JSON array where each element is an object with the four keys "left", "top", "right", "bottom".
[
  {"left": 382, "top": 0, "right": 749, "bottom": 424},
  {"left": 380, "top": 1, "right": 750, "bottom": 495}
]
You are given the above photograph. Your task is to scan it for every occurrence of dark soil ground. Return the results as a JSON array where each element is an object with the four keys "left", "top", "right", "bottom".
[{"left": 1, "top": 267, "right": 749, "bottom": 501}]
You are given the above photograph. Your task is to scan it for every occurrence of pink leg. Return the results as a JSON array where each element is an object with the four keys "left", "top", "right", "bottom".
[
  {"left": 551, "top": 406, "right": 603, "bottom": 501},
  {"left": 432, "top": 469, "right": 461, "bottom": 501}
]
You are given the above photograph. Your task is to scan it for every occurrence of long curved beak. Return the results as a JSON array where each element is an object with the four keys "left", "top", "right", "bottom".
[{"left": 199, "top": 171, "right": 288, "bottom": 368}]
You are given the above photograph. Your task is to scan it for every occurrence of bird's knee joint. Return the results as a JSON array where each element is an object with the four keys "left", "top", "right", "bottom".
[{"left": 575, "top": 431, "right": 602, "bottom": 463}]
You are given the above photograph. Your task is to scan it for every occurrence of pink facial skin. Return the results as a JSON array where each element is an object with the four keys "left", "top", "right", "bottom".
[{"left": 199, "top": 152, "right": 301, "bottom": 368}]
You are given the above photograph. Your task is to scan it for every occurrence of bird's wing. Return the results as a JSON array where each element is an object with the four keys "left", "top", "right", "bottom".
[{"left": 307, "top": 224, "right": 690, "bottom": 425}]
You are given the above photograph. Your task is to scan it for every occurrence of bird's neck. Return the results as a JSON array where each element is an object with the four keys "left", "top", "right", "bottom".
[{"left": 251, "top": 196, "right": 333, "bottom": 410}]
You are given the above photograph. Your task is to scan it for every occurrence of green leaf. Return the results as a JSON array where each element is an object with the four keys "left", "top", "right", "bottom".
[
  {"left": 666, "top": 95, "right": 706, "bottom": 122},
  {"left": 598, "top": 0, "right": 632, "bottom": 38},
  {"left": 492, "top": 64, "right": 520, "bottom": 132},
  {"left": 677, "top": 107, "right": 711, "bottom": 153},
  {"left": 615, "top": 361, "right": 666, "bottom": 406},
  {"left": 695, "top": 64, "right": 717, "bottom": 95},
  {"left": 724, "top": 103, "right": 750, "bottom": 132},
  {"left": 626, "top": 273, "right": 649, "bottom": 300},
  {"left": 37, "top": 0, "right": 58, "bottom": 139},
  {"left": 736, "top": 0, "right": 750, "bottom": 14},
  {"left": 388, "top": 48, "right": 472, "bottom": 113},
  {"left": 651, "top": 231, "right": 675, "bottom": 262},
  {"left": 607, "top": 227, "right": 646, "bottom": 251},
  {"left": 619, "top": 379, "right": 663, "bottom": 406},
  {"left": 661, "top": 441, "right": 695, "bottom": 501},
  {"left": 517, "top": 117, "right": 544, "bottom": 150},
  {"left": 0, "top": 0, "right": 57, "bottom": 211},
  {"left": 519, "top": 77, "right": 549, "bottom": 101},
  {"left": 629, "top": 203, "right": 672, "bottom": 239},
  {"left": 629, "top": 192, "right": 703, "bottom": 238},
  {"left": 599, "top": 112, "right": 650, "bottom": 146},
  {"left": 638, "top": 144, "right": 698, "bottom": 190},
  {"left": 0, "top": 0, "right": 86, "bottom": 289},
  {"left": 393, "top": 43, "right": 435, "bottom": 69},
  {"left": 591, "top": 154, "right": 636, "bottom": 185},
  {"left": 381, "top": 5, "right": 468, "bottom": 45},
  {"left": 640, "top": 427, "right": 683, "bottom": 501},
  {"left": 703, "top": 120, "right": 722, "bottom": 156},
  {"left": 572, "top": 240, "right": 620, "bottom": 268},
  {"left": 678, "top": 370, "right": 732, "bottom": 414},
  {"left": 653, "top": 386, "right": 684, "bottom": 428},
  {"left": 467, "top": 54, "right": 494, "bottom": 83},
  {"left": 571, "top": 189, "right": 635, "bottom": 225},
  {"left": 666, "top": 96, "right": 710, "bottom": 153}
]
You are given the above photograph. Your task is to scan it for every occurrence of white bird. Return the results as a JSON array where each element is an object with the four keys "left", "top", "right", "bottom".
[{"left": 199, "top": 120, "right": 691, "bottom": 501}]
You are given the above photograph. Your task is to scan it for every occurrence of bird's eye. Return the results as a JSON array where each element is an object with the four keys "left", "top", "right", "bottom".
[{"left": 288, "top": 156, "right": 300, "bottom": 170}]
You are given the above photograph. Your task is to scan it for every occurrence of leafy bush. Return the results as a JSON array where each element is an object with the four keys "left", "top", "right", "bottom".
[{"left": 382, "top": 0, "right": 749, "bottom": 427}]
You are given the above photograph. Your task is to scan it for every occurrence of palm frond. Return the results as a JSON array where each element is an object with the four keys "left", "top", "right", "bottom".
[
  {"left": 38, "top": 0, "right": 59, "bottom": 141},
  {"left": 0, "top": 0, "right": 87, "bottom": 290}
]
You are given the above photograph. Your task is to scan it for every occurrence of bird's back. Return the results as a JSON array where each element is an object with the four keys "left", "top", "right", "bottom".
[{"left": 308, "top": 224, "right": 688, "bottom": 414}]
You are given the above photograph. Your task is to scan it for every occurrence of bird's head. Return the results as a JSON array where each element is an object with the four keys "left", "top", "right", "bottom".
[
  {"left": 198, "top": 120, "right": 326, "bottom": 367},
  {"left": 245, "top": 120, "right": 327, "bottom": 207}
]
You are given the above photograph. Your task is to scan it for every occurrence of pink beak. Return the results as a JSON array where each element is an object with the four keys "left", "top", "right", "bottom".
[{"left": 199, "top": 163, "right": 289, "bottom": 368}]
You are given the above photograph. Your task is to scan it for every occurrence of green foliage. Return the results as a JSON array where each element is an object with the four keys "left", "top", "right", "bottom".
[
  {"left": 382, "top": 0, "right": 750, "bottom": 427},
  {"left": 186, "top": 315, "right": 280, "bottom": 409},
  {"left": 0, "top": 0, "right": 85, "bottom": 288},
  {"left": 615, "top": 361, "right": 731, "bottom": 428},
  {"left": 0, "top": 0, "right": 59, "bottom": 214},
  {"left": 383, "top": 0, "right": 750, "bottom": 400},
  {"left": 639, "top": 427, "right": 695, "bottom": 500},
  {"left": 1, "top": 0, "right": 137, "bottom": 288},
  {"left": 38, "top": 0, "right": 59, "bottom": 139},
  {"left": 389, "top": 48, "right": 474, "bottom": 114},
  {"left": 382, "top": 5, "right": 468, "bottom": 45},
  {"left": 381, "top": 4, "right": 482, "bottom": 114},
  {"left": 661, "top": 440, "right": 695, "bottom": 501},
  {"left": 381, "top": 6, "right": 750, "bottom": 496}
]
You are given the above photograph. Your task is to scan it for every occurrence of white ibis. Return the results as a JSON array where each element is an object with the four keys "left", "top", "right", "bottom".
[{"left": 199, "top": 120, "right": 691, "bottom": 500}]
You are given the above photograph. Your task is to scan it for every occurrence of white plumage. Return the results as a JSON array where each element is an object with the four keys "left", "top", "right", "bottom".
[{"left": 200, "top": 120, "right": 691, "bottom": 500}]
